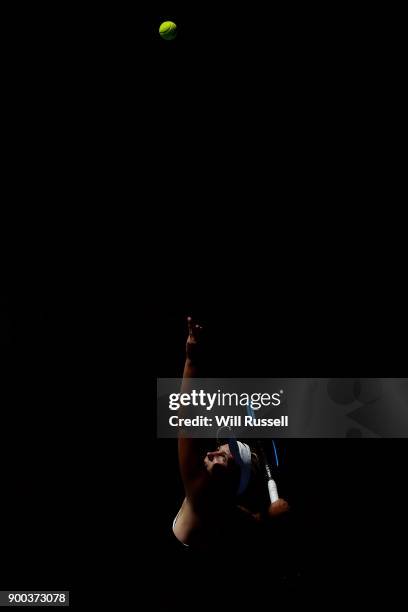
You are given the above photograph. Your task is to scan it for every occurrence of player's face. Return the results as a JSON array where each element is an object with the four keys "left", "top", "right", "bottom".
[{"left": 204, "top": 443, "right": 235, "bottom": 474}]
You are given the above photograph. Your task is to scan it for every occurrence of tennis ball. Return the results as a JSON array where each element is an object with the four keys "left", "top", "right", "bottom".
[{"left": 159, "top": 21, "right": 177, "bottom": 40}]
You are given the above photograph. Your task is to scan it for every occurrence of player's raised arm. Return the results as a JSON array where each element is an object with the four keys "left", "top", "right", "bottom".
[{"left": 178, "top": 317, "right": 207, "bottom": 496}]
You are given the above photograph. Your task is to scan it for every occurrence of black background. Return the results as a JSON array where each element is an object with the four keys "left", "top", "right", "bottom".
[
  {"left": 0, "top": 1, "right": 406, "bottom": 604},
  {"left": 1, "top": 285, "right": 71, "bottom": 590}
]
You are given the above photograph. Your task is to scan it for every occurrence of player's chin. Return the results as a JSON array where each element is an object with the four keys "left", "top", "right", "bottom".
[{"left": 208, "top": 463, "right": 229, "bottom": 478}]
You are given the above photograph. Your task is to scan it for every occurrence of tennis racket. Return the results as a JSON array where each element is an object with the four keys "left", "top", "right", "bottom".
[{"left": 247, "top": 403, "right": 280, "bottom": 503}]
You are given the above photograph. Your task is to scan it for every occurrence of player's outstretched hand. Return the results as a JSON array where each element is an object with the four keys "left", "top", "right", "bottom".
[{"left": 186, "top": 316, "right": 203, "bottom": 363}]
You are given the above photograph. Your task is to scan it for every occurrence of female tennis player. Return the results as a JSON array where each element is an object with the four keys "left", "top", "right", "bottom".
[{"left": 173, "top": 317, "right": 290, "bottom": 550}]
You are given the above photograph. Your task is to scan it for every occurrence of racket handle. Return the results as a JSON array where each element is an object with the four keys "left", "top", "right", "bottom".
[{"left": 268, "top": 479, "right": 279, "bottom": 503}]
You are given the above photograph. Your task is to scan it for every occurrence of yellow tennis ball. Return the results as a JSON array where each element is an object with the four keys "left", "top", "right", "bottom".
[{"left": 159, "top": 21, "right": 177, "bottom": 41}]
